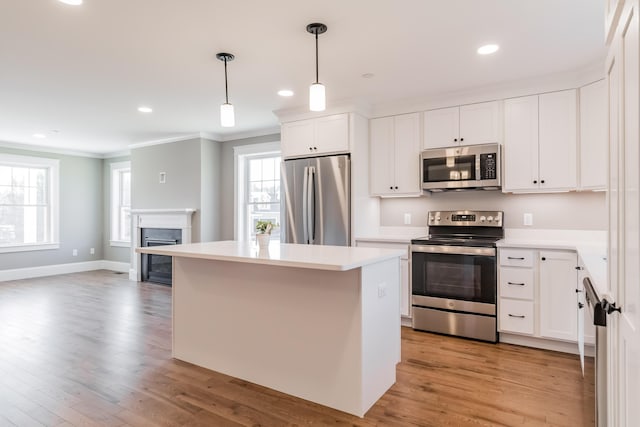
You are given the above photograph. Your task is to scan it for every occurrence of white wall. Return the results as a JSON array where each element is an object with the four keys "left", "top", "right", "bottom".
[{"left": 380, "top": 191, "right": 606, "bottom": 230}]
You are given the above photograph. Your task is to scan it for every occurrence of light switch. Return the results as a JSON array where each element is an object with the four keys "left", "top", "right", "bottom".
[
  {"left": 404, "top": 213, "right": 412, "bottom": 225},
  {"left": 524, "top": 213, "right": 533, "bottom": 226},
  {"left": 159, "top": 172, "right": 166, "bottom": 184},
  {"left": 377, "top": 282, "right": 387, "bottom": 298}
]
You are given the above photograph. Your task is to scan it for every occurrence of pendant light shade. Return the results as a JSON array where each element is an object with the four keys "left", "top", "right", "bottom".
[
  {"left": 216, "top": 52, "right": 235, "bottom": 127},
  {"left": 220, "top": 103, "right": 235, "bottom": 127},
  {"left": 307, "top": 23, "right": 327, "bottom": 112},
  {"left": 309, "top": 83, "right": 325, "bottom": 112}
]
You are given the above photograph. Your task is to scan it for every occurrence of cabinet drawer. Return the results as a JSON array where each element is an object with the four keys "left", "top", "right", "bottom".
[
  {"left": 499, "top": 299, "right": 534, "bottom": 335},
  {"left": 355, "top": 241, "right": 409, "bottom": 259},
  {"left": 499, "top": 248, "right": 535, "bottom": 267},
  {"left": 499, "top": 267, "right": 534, "bottom": 300}
]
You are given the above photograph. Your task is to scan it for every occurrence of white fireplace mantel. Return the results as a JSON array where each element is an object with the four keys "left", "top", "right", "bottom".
[{"left": 129, "top": 208, "right": 197, "bottom": 281}]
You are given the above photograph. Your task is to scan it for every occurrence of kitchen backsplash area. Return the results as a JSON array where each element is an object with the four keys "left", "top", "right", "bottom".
[{"left": 380, "top": 191, "right": 606, "bottom": 230}]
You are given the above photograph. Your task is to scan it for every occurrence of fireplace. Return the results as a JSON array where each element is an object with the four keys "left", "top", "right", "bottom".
[
  {"left": 141, "top": 228, "right": 182, "bottom": 285},
  {"left": 129, "top": 208, "right": 196, "bottom": 283}
]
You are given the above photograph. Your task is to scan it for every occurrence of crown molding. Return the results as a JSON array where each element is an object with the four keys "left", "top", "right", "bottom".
[
  {"left": 204, "top": 127, "right": 281, "bottom": 142},
  {"left": 127, "top": 134, "right": 202, "bottom": 150},
  {"left": 0, "top": 140, "right": 105, "bottom": 159},
  {"left": 273, "top": 98, "right": 373, "bottom": 123}
]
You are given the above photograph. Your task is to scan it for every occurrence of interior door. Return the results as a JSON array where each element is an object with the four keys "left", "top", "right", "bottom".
[
  {"left": 617, "top": 3, "right": 640, "bottom": 425},
  {"left": 608, "top": 2, "right": 640, "bottom": 425}
]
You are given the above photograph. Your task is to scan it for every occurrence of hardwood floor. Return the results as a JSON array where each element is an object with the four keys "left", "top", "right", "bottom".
[{"left": 0, "top": 270, "right": 594, "bottom": 426}]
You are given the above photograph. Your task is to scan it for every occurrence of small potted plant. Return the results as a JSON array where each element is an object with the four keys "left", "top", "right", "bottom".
[{"left": 255, "top": 220, "right": 276, "bottom": 249}]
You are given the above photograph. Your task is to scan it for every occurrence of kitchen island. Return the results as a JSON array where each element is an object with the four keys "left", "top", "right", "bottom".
[{"left": 136, "top": 240, "right": 403, "bottom": 417}]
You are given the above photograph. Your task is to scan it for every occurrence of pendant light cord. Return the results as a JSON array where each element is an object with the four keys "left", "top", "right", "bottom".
[
  {"left": 224, "top": 58, "right": 229, "bottom": 104},
  {"left": 315, "top": 32, "right": 319, "bottom": 84}
]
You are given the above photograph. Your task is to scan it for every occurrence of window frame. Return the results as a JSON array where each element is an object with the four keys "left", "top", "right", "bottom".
[
  {"left": 109, "top": 160, "right": 131, "bottom": 247},
  {"left": 0, "top": 153, "right": 59, "bottom": 253},
  {"left": 233, "top": 142, "right": 280, "bottom": 241}
]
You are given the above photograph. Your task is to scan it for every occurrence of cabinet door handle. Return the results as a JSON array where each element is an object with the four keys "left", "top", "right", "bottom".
[
  {"left": 389, "top": 186, "right": 393, "bottom": 190},
  {"left": 578, "top": 302, "right": 584, "bottom": 309},
  {"left": 394, "top": 186, "right": 398, "bottom": 190},
  {"left": 576, "top": 288, "right": 584, "bottom": 293},
  {"left": 460, "top": 137, "right": 464, "bottom": 142},
  {"left": 454, "top": 138, "right": 458, "bottom": 142},
  {"left": 541, "top": 179, "right": 545, "bottom": 184},
  {"left": 507, "top": 256, "right": 525, "bottom": 260},
  {"left": 575, "top": 266, "right": 584, "bottom": 270},
  {"left": 313, "top": 146, "right": 318, "bottom": 150},
  {"left": 541, "top": 257, "right": 546, "bottom": 261},
  {"left": 507, "top": 282, "right": 525, "bottom": 286},
  {"left": 508, "top": 314, "right": 526, "bottom": 318}
]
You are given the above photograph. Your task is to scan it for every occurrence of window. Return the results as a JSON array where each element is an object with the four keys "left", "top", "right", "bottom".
[
  {"left": 0, "top": 154, "right": 59, "bottom": 253},
  {"left": 233, "top": 142, "right": 280, "bottom": 241},
  {"left": 110, "top": 161, "right": 131, "bottom": 246}
]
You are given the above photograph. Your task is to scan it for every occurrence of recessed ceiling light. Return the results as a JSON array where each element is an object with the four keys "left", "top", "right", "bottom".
[
  {"left": 137, "top": 106, "right": 153, "bottom": 113},
  {"left": 58, "top": 0, "right": 83, "bottom": 5},
  {"left": 278, "top": 90, "right": 294, "bottom": 97},
  {"left": 33, "top": 133, "right": 46, "bottom": 139},
  {"left": 477, "top": 44, "right": 499, "bottom": 55}
]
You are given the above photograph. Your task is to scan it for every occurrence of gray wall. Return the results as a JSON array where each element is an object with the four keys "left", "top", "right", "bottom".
[
  {"left": 200, "top": 139, "right": 222, "bottom": 242},
  {"left": 1, "top": 146, "right": 103, "bottom": 270},
  {"left": 102, "top": 155, "right": 131, "bottom": 263},
  {"left": 220, "top": 134, "right": 281, "bottom": 240},
  {"left": 380, "top": 191, "right": 607, "bottom": 230},
  {"left": 131, "top": 138, "right": 203, "bottom": 241}
]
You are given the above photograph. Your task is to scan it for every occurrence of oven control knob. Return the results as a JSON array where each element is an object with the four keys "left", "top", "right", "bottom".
[
  {"left": 480, "top": 216, "right": 486, "bottom": 222},
  {"left": 435, "top": 216, "right": 441, "bottom": 222},
  {"left": 487, "top": 216, "right": 494, "bottom": 222}
]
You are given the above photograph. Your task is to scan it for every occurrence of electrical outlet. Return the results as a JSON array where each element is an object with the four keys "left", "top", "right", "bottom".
[
  {"left": 524, "top": 213, "right": 533, "bottom": 226},
  {"left": 159, "top": 172, "right": 166, "bottom": 184},
  {"left": 90, "top": 248, "right": 95, "bottom": 255},
  {"left": 72, "top": 249, "right": 78, "bottom": 256},
  {"left": 404, "top": 213, "right": 411, "bottom": 225}
]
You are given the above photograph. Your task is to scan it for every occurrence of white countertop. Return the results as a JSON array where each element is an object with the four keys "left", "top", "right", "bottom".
[{"left": 136, "top": 240, "right": 404, "bottom": 272}]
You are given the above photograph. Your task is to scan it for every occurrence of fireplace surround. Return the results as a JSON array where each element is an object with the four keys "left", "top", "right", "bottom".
[{"left": 129, "top": 209, "right": 196, "bottom": 282}]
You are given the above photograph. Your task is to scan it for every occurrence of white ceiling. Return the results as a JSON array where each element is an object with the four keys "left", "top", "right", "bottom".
[{"left": 0, "top": 0, "right": 605, "bottom": 155}]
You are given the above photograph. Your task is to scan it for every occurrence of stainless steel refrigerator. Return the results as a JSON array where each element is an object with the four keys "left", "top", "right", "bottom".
[{"left": 281, "top": 154, "right": 350, "bottom": 246}]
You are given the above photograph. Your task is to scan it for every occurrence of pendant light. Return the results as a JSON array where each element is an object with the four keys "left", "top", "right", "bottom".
[
  {"left": 216, "top": 52, "right": 235, "bottom": 127},
  {"left": 306, "top": 23, "right": 327, "bottom": 112}
]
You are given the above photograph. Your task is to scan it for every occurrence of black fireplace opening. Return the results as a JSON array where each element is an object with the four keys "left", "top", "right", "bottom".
[{"left": 141, "top": 228, "right": 182, "bottom": 286}]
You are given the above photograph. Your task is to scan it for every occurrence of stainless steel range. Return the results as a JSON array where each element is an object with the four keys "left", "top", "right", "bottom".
[{"left": 411, "top": 210, "right": 504, "bottom": 342}]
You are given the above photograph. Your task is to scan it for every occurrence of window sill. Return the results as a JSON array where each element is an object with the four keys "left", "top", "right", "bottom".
[
  {"left": 110, "top": 240, "right": 131, "bottom": 248},
  {"left": 0, "top": 243, "right": 60, "bottom": 254}
]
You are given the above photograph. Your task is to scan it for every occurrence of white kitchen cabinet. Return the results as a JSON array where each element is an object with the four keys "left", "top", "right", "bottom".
[
  {"left": 503, "top": 90, "right": 577, "bottom": 192},
  {"left": 423, "top": 101, "right": 500, "bottom": 149},
  {"left": 280, "top": 113, "right": 349, "bottom": 159},
  {"left": 355, "top": 240, "right": 411, "bottom": 317},
  {"left": 538, "top": 250, "right": 578, "bottom": 342},
  {"left": 498, "top": 248, "right": 536, "bottom": 336},
  {"left": 369, "top": 113, "right": 421, "bottom": 196},
  {"left": 579, "top": 79, "right": 607, "bottom": 190}
]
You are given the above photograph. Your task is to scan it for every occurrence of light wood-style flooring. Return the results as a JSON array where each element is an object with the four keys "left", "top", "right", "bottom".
[{"left": 0, "top": 270, "right": 594, "bottom": 426}]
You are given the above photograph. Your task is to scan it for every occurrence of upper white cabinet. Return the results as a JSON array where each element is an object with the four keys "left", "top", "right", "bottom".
[
  {"left": 503, "top": 89, "right": 577, "bottom": 192},
  {"left": 281, "top": 113, "right": 349, "bottom": 159},
  {"left": 423, "top": 101, "right": 500, "bottom": 149},
  {"left": 370, "top": 113, "right": 421, "bottom": 196},
  {"left": 579, "top": 80, "right": 607, "bottom": 190}
]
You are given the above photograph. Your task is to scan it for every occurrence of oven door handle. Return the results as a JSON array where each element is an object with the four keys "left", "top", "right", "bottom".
[{"left": 411, "top": 244, "right": 495, "bottom": 256}]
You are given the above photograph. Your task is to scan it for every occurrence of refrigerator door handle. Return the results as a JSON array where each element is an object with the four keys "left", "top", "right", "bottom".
[
  {"left": 308, "top": 166, "right": 316, "bottom": 244},
  {"left": 302, "top": 166, "right": 309, "bottom": 244}
]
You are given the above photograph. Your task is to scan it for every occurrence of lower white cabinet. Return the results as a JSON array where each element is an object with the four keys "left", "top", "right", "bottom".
[
  {"left": 498, "top": 247, "right": 579, "bottom": 346},
  {"left": 355, "top": 240, "right": 410, "bottom": 317},
  {"left": 538, "top": 250, "right": 578, "bottom": 341}
]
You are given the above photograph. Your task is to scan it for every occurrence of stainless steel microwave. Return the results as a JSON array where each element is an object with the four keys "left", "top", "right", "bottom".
[{"left": 421, "top": 143, "right": 501, "bottom": 191}]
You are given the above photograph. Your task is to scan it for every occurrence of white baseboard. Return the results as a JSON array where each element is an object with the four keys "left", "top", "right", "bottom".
[
  {"left": 0, "top": 260, "right": 132, "bottom": 282},
  {"left": 499, "top": 333, "right": 593, "bottom": 355},
  {"left": 101, "top": 261, "right": 130, "bottom": 273}
]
